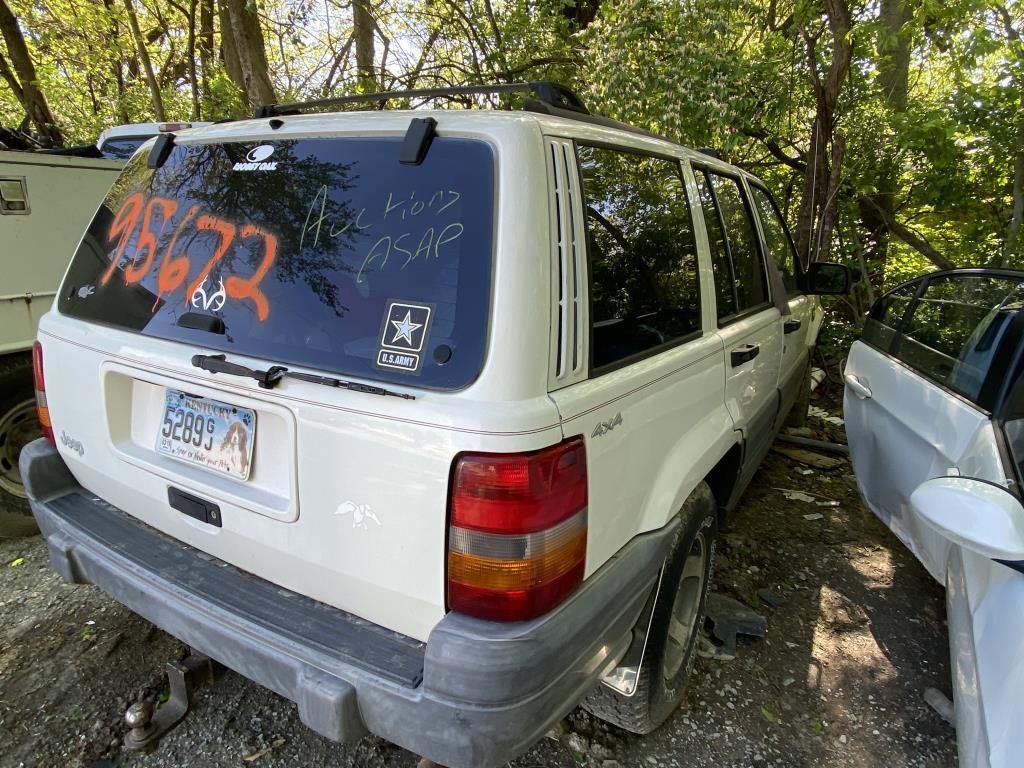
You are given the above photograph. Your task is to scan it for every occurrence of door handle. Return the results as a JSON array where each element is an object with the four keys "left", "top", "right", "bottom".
[
  {"left": 845, "top": 373, "right": 872, "bottom": 399},
  {"left": 784, "top": 319, "right": 802, "bottom": 334},
  {"left": 731, "top": 344, "right": 760, "bottom": 367}
]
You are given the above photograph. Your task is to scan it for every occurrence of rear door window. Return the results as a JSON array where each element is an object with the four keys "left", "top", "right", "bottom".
[
  {"left": 749, "top": 185, "right": 799, "bottom": 294},
  {"left": 58, "top": 137, "right": 495, "bottom": 390},
  {"left": 706, "top": 172, "right": 769, "bottom": 314},
  {"left": 694, "top": 171, "right": 736, "bottom": 320},
  {"left": 696, "top": 169, "right": 771, "bottom": 320},
  {"left": 577, "top": 145, "right": 701, "bottom": 370}
]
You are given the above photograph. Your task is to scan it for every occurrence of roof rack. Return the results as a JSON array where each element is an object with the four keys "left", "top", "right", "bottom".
[
  {"left": 252, "top": 80, "right": 671, "bottom": 144},
  {"left": 520, "top": 98, "right": 665, "bottom": 142},
  {"left": 253, "top": 81, "right": 590, "bottom": 119}
]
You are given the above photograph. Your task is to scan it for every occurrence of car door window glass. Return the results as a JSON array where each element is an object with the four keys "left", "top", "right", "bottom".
[
  {"left": 862, "top": 282, "right": 918, "bottom": 351},
  {"left": 695, "top": 171, "right": 736, "bottom": 319},
  {"left": 898, "top": 275, "right": 1024, "bottom": 401},
  {"left": 577, "top": 145, "right": 701, "bottom": 370},
  {"left": 706, "top": 172, "right": 769, "bottom": 313},
  {"left": 750, "top": 186, "right": 798, "bottom": 294}
]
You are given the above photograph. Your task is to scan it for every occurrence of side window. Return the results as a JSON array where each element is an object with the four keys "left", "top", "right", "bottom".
[
  {"left": 897, "top": 275, "right": 1024, "bottom": 401},
  {"left": 577, "top": 145, "right": 701, "bottom": 370},
  {"left": 694, "top": 171, "right": 736, "bottom": 319},
  {"left": 706, "top": 173, "right": 769, "bottom": 313},
  {"left": 750, "top": 185, "right": 799, "bottom": 294},
  {"left": 862, "top": 281, "right": 918, "bottom": 350},
  {"left": 997, "top": 375, "right": 1024, "bottom": 485}
]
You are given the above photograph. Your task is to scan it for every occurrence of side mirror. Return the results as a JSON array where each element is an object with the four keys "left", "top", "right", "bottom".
[
  {"left": 910, "top": 477, "right": 1024, "bottom": 562},
  {"left": 803, "top": 262, "right": 851, "bottom": 295}
]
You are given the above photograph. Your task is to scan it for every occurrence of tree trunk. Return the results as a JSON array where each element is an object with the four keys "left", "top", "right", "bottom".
[
  {"left": 199, "top": 0, "right": 213, "bottom": 97},
  {"left": 122, "top": 0, "right": 167, "bottom": 120},
  {"left": 353, "top": 0, "right": 376, "bottom": 92},
  {"left": 877, "top": 0, "right": 912, "bottom": 112},
  {"left": 862, "top": 0, "right": 914, "bottom": 257},
  {"left": 857, "top": 194, "right": 956, "bottom": 270},
  {"left": 793, "top": 0, "right": 853, "bottom": 264},
  {"left": 0, "top": 0, "right": 63, "bottom": 146},
  {"left": 186, "top": 0, "right": 200, "bottom": 118},
  {"left": 222, "top": 0, "right": 275, "bottom": 107},
  {"left": 1001, "top": 9, "right": 1022, "bottom": 265},
  {"left": 218, "top": 0, "right": 244, "bottom": 91},
  {"left": 1005, "top": 137, "right": 1023, "bottom": 266}
]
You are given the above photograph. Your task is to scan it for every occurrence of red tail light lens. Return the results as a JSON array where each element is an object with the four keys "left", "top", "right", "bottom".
[
  {"left": 447, "top": 437, "right": 587, "bottom": 621},
  {"left": 32, "top": 341, "right": 55, "bottom": 445}
]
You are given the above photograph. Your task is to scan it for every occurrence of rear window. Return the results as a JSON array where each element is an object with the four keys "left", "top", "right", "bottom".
[
  {"left": 58, "top": 136, "right": 495, "bottom": 390},
  {"left": 99, "top": 136, "right": 153, "bottom": 160}
]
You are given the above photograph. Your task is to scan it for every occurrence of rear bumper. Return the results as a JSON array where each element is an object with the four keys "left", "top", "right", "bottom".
[{"left": 21, "top": 439, "right": 675, "bottom": 768}]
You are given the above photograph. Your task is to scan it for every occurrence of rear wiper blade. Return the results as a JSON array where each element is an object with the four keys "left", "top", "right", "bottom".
[
  {"left": 280, "top": 369, "right": 415, "bottom": 399},
  {"left": 190, "top": 354, "right": 415, "bottom": 400}
]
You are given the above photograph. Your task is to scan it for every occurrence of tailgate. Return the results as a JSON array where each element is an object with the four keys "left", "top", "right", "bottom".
[
  {"left": 39, "top": 127, "right": 514, "bottom": 641},
  {"left": 41, "top": 325, "right": 466, "bottom": 641}
]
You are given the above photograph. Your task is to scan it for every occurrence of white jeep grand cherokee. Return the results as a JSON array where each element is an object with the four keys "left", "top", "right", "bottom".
[{"left": 22, "top": 83, "right": 849, "bottom": 767}]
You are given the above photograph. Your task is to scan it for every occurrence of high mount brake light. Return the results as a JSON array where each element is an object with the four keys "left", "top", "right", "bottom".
[
  {"left": 447, "top": 437, "right": 588, "bottom": 622},
  {"left": 32, "top": 341, "right": 54, "bottom": 445}
]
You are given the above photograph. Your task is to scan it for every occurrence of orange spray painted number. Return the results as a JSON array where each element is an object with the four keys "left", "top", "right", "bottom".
[
  {"left": 158, "top": 205, "right": 200, "bottom": 296},
  {"left": 103, "top": 194, "right": 278, "bottom": 319},
  {"left": 225, "top": 225, "right": 277, "bottom": 322},
  {"left": 101, "top": 192, "right": 144, "bottom": 285},
  {"left": 126, "top": 197, "right": 178, "bottom": 284}
]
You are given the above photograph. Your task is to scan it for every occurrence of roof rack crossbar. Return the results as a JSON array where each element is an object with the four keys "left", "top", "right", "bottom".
[{"left": 253, "top": 81, "right": 589, "bottom": 119}]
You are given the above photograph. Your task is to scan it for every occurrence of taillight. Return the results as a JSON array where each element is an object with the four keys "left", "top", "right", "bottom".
[
  {"left": 32, "top": 341, "right": 54, "bottom": 445},
  {"left": 447, "top": 437, "right": 587, "bottom": 622}
]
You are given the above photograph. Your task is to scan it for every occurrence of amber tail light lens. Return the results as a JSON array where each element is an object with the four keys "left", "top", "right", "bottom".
[
  {"left": 447, "top": 437, "right": 587, "bottom": 622},
  {"left": 32, "top": 341, "right": 55, "bottom": 445}
]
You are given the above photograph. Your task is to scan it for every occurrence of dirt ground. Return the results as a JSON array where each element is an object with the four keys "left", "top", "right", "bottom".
[{"left": 0, "top": 403, "right": 958, "bottom": 768}]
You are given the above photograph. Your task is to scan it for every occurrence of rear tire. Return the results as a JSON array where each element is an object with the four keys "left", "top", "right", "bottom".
[
  {"left": 0, "top": 354, "right": 41, "bottom": 538},
  {"left": 583, "top": 482, "right": 717, "bottom": 733}
]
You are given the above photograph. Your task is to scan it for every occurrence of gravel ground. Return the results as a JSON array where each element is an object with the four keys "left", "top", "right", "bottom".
[{"left": 0, "top": 418, "right": 958, "bottom": 768}]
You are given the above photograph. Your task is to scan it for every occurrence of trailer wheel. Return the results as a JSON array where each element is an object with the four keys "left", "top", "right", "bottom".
[{"left": 0, "top": 354, "right": 41, "bottom": 538}]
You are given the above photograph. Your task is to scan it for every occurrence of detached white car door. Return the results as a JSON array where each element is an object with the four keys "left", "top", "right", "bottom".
[{"left": 844, "top": 269, "right": 1024, "bottom": 768}]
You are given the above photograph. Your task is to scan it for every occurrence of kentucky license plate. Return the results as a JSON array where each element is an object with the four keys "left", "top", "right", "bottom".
[{"left": 155, "top": 390, "right": 256, "bottom": 480}]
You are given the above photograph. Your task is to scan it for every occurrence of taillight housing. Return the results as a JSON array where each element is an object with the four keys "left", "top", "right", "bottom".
[
  {"left": 32, "top": 341, "right": 54, "bottom": 445},
  {"left": 447, "top": 437, "right": 588, "bottom": 622}
]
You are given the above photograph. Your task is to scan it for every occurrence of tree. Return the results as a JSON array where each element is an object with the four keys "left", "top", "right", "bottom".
[
  {"left": 994, "top": 3, "right": 1022, "bottom": 263},
  {"left": 792, "top": 0, "right": 853, "bottom": 265},
  {"left": 122, "top": 0, "right": 166, "bottom": 120},
  {"left": 221, "top": 0, "right": 275, "bottom": 107},
  {"left": 353, "top": 0, "right": 376, "bottom": 91},
  {"left": 0, "top": 0, "right": 62, "bottom": 145}
]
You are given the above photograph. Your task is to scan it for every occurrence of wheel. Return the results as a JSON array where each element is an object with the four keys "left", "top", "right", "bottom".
[
  {"left": 0, "top": 354, "right": 41, "bottom": 538},
  {"left": 584, "top": 482, "right": 717, "bottom": 733}
]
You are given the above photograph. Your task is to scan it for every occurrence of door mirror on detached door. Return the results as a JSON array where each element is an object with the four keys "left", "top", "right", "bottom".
[
  {"left": 803, "top": 262, "right": 851, "bottom": 295},
  {"left": 910, "top": 477, "right": 1024, "bottom": 563}
]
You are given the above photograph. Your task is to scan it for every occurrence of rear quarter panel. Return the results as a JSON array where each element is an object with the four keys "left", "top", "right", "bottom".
[{"left": 551, "top": 333, "right": 734, "bottom": 574}]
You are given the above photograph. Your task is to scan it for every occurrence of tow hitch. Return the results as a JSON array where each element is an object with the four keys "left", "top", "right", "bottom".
[{"left": 123, "top": 653, "right": 217, "bottom": 751}]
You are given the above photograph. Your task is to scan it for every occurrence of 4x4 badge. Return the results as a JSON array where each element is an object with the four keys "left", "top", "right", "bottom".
[{"left": 592, "top": 412, "right": 623, "bottom": 438}]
